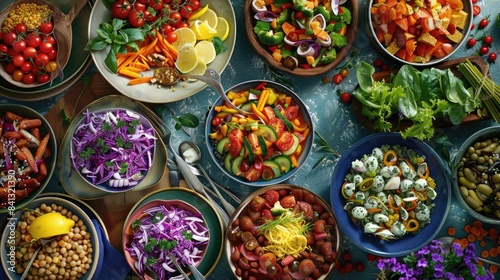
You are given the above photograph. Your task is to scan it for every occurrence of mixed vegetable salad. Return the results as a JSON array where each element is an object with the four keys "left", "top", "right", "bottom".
[
  {"left": 71, "top": 109, "right": 156, "bottom": 188},
  {"left": 227, "top": 187, "right": 339, "bottom": 279},
  {"left": 370, "top": 0, "right": 469, "bottom": 63},
  {"left": 208, "top": 82, "right": 311, "bottom": 183},
  {"left": 126, "top": 204, "right": 209, "bottom": 279},
  {"left": 341, "top": 144, "right": 437, "bottom": 240},
  {"left": 250, "top": 0, "right": 352, "bottom": 70}
]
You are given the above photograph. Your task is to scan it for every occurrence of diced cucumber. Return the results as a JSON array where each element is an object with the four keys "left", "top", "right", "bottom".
[
  {"left": 255, "top": 125, "right": 278, "bottom": 142},
  {"left": 273, "top": 155, "right": 293, "bottom": 173},
  {"left": 217, "top": 137, "right": 231, "bottom": 154},
  {"left": 273, "top": 107, "right": 294, "bottom": 132},
  {"left": 282, "top": 134, "right": 300, "bottom": 156},
  {"left": 231, "top": 156, "right": 244, "bottom": 177},
  {"left": 243, "top": 137, "right": 255, "bottom": 163},
  {"left": 263, "top": 160, "right": 282, "bottom": 178},
  {"left": 224, "top": 154, "right": 233, "bottom": 173},
  {"left": 257, "top": 135, "right": 268, "bottom": 157},
  {"left": 239, "top": 100, "right": 258, "bottom": 112}
]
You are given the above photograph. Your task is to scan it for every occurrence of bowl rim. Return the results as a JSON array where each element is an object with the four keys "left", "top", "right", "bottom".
[
  {"left": 0, "top": 104, "right": 57, "bottom": 213},
  {"left": 366, "top": 0, "right": 473, "bottom": 66},
  {"left": 0, "top": 196, "right": 100, "bottom": 279},
  {"left": 69, "top": 107, "right": 157, "bottom": 193},
  {"left": 452, "top": 126, "right": 500, "bottom": 225},
  {"left": 122, "top": 198, "right": 211, "bottom": 278},
  {"left": 243, "top": 0, "right": 359, "bottom": 76},
  {"left": 224, "top": 184, "right": 342, "bottom": 280},
  {"left": 330, "top": 132, "right": 452, "bottom": 257},
  {"left": 205, "top": 80, "right": 314, "bottom": 187}
]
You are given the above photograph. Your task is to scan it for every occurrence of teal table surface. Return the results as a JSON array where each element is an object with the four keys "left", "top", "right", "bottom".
[{"left": 2, "top": 0, "right": 500, "bottom": 279}]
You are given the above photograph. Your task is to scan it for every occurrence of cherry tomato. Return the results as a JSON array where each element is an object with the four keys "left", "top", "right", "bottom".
[
  {"left": 479, "top": 18, "right": 489, "bottom": 29},
  {"left": 488, "top": 52, "right": 497, "bottom": 62},
  {"left": 111, "top": 0, "right": 132, "bottom": 19},
  {"left": 22, "top": 73, "right": 35, "bottom": 84},
  {"left": 295, "top": 11, "right": 304, "bottom": 19},
  {"left": 14, "top": 23, "right": 27, "bottom": 34},
  {"left": 342, "top": 251, "right": 352, "bottom": 261},
  {"left": 211, "top": 116, "right": 222, "bottom": 126},
  {"left": 447, "top": 23, "right": 456, "bottom": 34},
  {"left": 280, "top": 194, "right": 296, "bottom": 208},
  {"left": 39, "top": 42, "right": 53, "bottom": 54},
  {"left": 45, "top": 61, "right": 58, "bottom": 72},
  {"left": 479, "top": 46, "right": 489, "bottom": 55},
  {"left": 175, "top": 21, "right": 189, "bottom": 29},
  {"left": 229, "top": 139, "right": 242, "bottom": 157},
  {"left": 12, "top": 70, "right": 23, "bottom": 81},
  {"left": 262, "top": 190, "right": 280, "bottom": 206},
  {"left": 340, "top": 92, "right": 351, "bottom": 103},
  {"left": 34, "top": 53, "right": 49, "bottom": 67},
  {"left": 12, "top": 40, "right": 26, "bottom": 53},
  {"left": 332, "top": 73, "right": 343, "bottom": 84},
  {"left": 381, "top": 64, "right": 390, "bottom": 71},
  {"left": 297, "top": 201, "right": 313, "bottom": 217},
  {"left": 340, "top": 68, "right": 349, "bottom": 78},
  {"left": 128, "top": 10, "right": 145, "bottom": 27},
  {"left": 2, "top": 32, "right": 17, "bottom": 45},
  {"left": 471, "top": 23, "right": 475, "bottom": 30},
  {"left": 473, "top": 5, "right": 481, "bottom": 16},
  {"left": 0, "top": 43, "right": 8, "bottom": 58},
  {"left": 467, "top": 38, "right": 476, "bottom": 48},
  {"left": 148, "top": 0, "right": 164, "bottom": 11},
  {"left": 39, "top": 22, "right": 53, "bottom": 34},
  {"left": 355, "top": 262, "right": 365, "bottom": 272},
  {"left": 4, "top": 63, "right": 16, "bottom": 74},
  {"left": 472, "top": 0, "right": 477, "bottom": 3},
  {"left": 133, "top": 1, "right": 146, "bottom": 10},
  {"left": 483, "top": 35, "right": 493, "bottom": 45},
  {"left": 36, "top": 73, "right": 50, "bottom": 83},
  {"left": 137, "top": 0, "right": 149, "bottom": 3},
  {"left": 169, "top": 12, "right": 182, "bottom": 24},
  {"left": 275, "top": 131, "right": 294, "bottom": 151},
  {"left": 26, "top": 33, "right": 41, "bottom": 48},
  {"left": 313, "top": 220, "right": 326, "bottom": 233},
  {"left": 190, "top": 0, "right": 201, "bottom": 10},
  {"left": 268, "top": 117, "right": 285, "bottom": 136},
  {"left": 20, "top": 61, "right": 33, "bottom": 73},
  {"left": 43, "top": 35, "right": 56, "bottom": 46},
  {"left": 143, "top": 9, "right": 157, "bottom": 22},
  {"left": 180, "top": 4, "right": 194, "bottom": 19},
  {"left": 165, "top": 32, "right": 177, "bottom": 44},
  {"left": 283, "top": 105, "right": 299, "bottom": 121},
  {"left": 23, "top": 47, "right": 37, "bottom": 59},
  {"left": 162, "top": 24, "right": 175, "bottom": 34},
  {"left": 12, "top": 54, "right": 25, "bottom": 67},
  {"left": 46, "top": 48, "right": 57, "bottom": 60},
  {"left": 262, "top": 106, "right": 276, "bottom": 120},
  {"left": 244, "top": 166, "right": 263, "bottom": 182}
]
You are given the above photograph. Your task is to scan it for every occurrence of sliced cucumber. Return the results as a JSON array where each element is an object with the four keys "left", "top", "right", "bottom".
[
  {"left": 257, "top": 135, "right": 268, "bottom": 157},
  {"left": 231, "top": 156, "right": 244, "bottom": 177},
  {"left": 239, "top": 100, "right": 258, "bottom": 112},
  {"left": 263, "top": 159, "right": 282, "bottom": 178},
  {"left": 217, "top": 137, "right": 231, "bottom": 154},
  {"left": 255, "top": 125, "right": 278, "bottom": 142},
  {"left": 273, "top": 155, "right": 293, "bottom": 173},
  {"left": 243, "top": 137, "right": 255, "bottom": 163},
  {"left": 224, "top": 154, "right": 233, "bottom": 173},
  {"left": 273, "top": 107, "right": 294, "bottom": 132},
  {"left": 282, "top": 134, "right": 300, "bottom": 156}
]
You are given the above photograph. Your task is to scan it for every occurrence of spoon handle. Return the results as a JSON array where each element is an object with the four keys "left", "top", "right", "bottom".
[
  {"left": 196, "top": 164, "right": 235, "bottom": 216},
  {"left": 20, "top": 238, "right": 53, "bottom": 280}
]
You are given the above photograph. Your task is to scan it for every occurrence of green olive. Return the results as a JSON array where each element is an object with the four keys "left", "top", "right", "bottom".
[
  {"left": 458, "top": 177, "right": 476, "bottom": 189},
  {"left": 463, "top": 168, "right": 476, "bottom": 182},
  {"left": 492, "top": 174, "right": 500, "bottom": 184}
]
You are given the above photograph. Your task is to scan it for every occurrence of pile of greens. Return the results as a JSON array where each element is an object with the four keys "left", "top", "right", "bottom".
[{"left": 353, "top": 62, "right": 481, "bottom": 140}]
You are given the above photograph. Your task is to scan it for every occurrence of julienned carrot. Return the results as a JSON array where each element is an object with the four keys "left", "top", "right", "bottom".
[
  {"left": 489, "top": 265, "right": 498, "bottom": 274},
  {"left": 447, "top": 226, "right": 456, "bottom": 236},
  {"left": 460, "top": 238, "right": 469, "bottom": 247},
  {"left": 117, "top": 36, "right": 158, "bottom": 72},
  {"left": 128, "top": 76, "right": 154, "bottom": 85}
]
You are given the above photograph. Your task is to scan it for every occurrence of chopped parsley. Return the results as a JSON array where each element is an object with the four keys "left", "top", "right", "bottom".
[
  {"left": 119, "top": 162, "right": 128, "bottom": 174},
  {"left": 101, "top": 121, "right": 112, "bottom": 132},
  {"left": 151, "top": 212, "right": 165, "bottom": 223},
  {"left": 128, "top": 119, "right": 140, "bottom": 134},
  {"left": 79, "top": 147, "right": 95, "bottom": 160},
  {"left": 159, "top": 239, "right": 177, "bottom": 250},
  {"left": 116, "top": 119, "right": 126, "bottom": 128},
  {"left": 181, "top": 230, "right": 193, "bottom": 240},
  {"left": 131, "top": 219, "right": 141, "bottom": 229},
  {"left": 146, "top": 257, "right": 157, "bottom": 266}
]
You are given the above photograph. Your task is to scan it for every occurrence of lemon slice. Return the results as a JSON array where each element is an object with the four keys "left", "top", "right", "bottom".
[
  {"left": 190, "top": 4, "right": 209, "bottom": 20},
  {"left": 197, "top": 8, "right": 218, "bottom": 29},
  {"left": 187, "top": 61, "right": 207, "bottom": 76},
  {"left": 196, "top": 20, "right": 217, "bottom": 40},
  {"left": 172, "top": 27, "right": 197, "bottom": 51},
  {"left": 194, "top": 40, "right": 216, "bottom": 64},
  {"left": 175, "top": 43, "right": 198, "bottom": 73},
  {"left": 215, "top": 17, "right": 230, "bottom": 41},
  {"left": 28, "top": 212, "right": 75, "bottom": 240}
]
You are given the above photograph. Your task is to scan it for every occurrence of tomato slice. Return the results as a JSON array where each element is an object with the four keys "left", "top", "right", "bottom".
[
  {"left": 268, "top": 118, "right": 285, "bottom": 136},
  {"left": 244, "top": 166, "right": 263, "bottom": 182},
  {"left": 262, "top": 106, "right": 276, "bottom": 121},
  {"left": 283, "top": 105, "right": 299, "bottom": 121},
  {"left": 280, "top": 194, "right": 296, "bottom": 208},
  {"left": 297, "top": 201, "right": 313, "bottom": 218},
  {"left": 228, "top": 128, "right": 244, "bottom": 143},
  {"left": 261, "top": 166, "right": 275, "bottom": 180},
  {"left": 275, "top": 131, "right": 294, "bottom": 151}
]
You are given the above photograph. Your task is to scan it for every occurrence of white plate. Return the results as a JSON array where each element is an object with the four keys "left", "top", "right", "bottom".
[{"left": 88, "top": 0, "right": 236, "bottom": 103}]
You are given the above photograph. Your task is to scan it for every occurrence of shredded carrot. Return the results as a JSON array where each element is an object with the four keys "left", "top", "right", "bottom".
[
  {"left": 489, "top": 265, "right": 498, "bottom": 274},
  {"left": 447, "top": 226, "right": 456, "bottom": 236},
  {"left": 128, "top": 76, "right": 154, "bottom": 85},
  {"left": 467, "top": 233, "right": 476, "bottom": 243},
  {"left": 460, "top": 238, "right": 469, "bottom": 247},
  {"left": 490, "top": 247, "right": 499, "bottom": 257}
]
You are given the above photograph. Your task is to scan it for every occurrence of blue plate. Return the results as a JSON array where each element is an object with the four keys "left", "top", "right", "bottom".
[{"left": 330, "top": 132, "right": 451, "bottom": 257}]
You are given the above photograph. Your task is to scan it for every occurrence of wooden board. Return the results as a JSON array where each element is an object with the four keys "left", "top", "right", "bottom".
[
  {"left": 352, "top": 56, "right": 490, "bottom": 131},
  {"left": 44, "top": 73, "right": 188, "bottom": 251}
]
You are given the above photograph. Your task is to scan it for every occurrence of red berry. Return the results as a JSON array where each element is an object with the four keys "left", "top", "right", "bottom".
[
  {"left": 483, "top": 35, "right": 493, "bottom": 45},
  {"left": 472, "top": 0, "right": 477, "bottom": 3},
  {"left": 467, "top": 38, "right": 476, "bottom": 48},
  {"left": 488, "top": 53, "right": 497, "bottom": 62},
  {"left": 342, "top": 252, "right": 351, "bottom": 261},
  {"left": 479, "top": 18, "right": 489, "bottom": 29},
  {"left": 374, "top": 58, "right": 384, "bottom": 67},
  {"left": 340, "top": 92, "right": 352, "bottom": 103},
  {"left": 471, "top": 23, "right": 475, "bottom": 30},
  {"left": 344, "top": 262, "right": 354, "bottom": 273},
  {"left": 355, "top": 262, "right": 365, "bottom": 272},
  {"left": 367, "top": 253, "right": 377, "bottom": 262},
  {"left": 479, "top": 46, "right": 489, "bottom": 55},
  {"left": 381, "top": 64, "right": 390, "bottom": 71}
]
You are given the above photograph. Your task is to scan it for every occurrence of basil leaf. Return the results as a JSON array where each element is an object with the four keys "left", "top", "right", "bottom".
[
  {"left": 112, "top": 18, "right": 124, "bottom": 31},
  {"left": 119, "top": 30, "right": 129, "bottom": 42},
  {"left": 121, "top": 28, "right": 145, "bottom": 42},
  {"left": 113, "top": 34, "right": 127, "bottom": 45},
  {"left": 117, "top": 44, "right": 128, "bottom": 54},
  {"left": 126, "top": 41, "right": 139, "bottom": 52},
  {"left": 102, "top": 0, "right": 114, "bottom": 10},
  {"left": 84, "top": 37, "right": 108, "bottom": 51},
  {"left": 105, "top": 48, "right": 118, "bottom": 73},
  {"left": 96, "top": 28, "right": 110, "bottom": 40},
  {"left": 100, "top": 22, "right": 114, "bottom": 33},
  {"left": 212, "top": 36, "right": 226, "bottom": 55},
  {"left": 178, "top": 113, "right": 199, "bottom": 128}
]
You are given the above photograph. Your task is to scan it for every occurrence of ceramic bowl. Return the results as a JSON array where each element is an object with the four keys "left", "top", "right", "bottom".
[
  {"left": 225, "top": 184, "right": 341, "bottom": 280},
  {"left": 69, "top": 107, "right": 157, "bottom": 193},
  {"left": 0, "top": 104, "right": 57, "bottom": 214},
  {"left": 452, "top": 126, "right": 500, "bottom": 225},
  {"left": 0, "top": 196, "right": 101, "bottom": 279},
  {"left": 367, "top": 0, "right": 472, "bottom": 66},
  {"left": 244, "top": 0, "right": 358, "bottom": 76},
  {"left": 330, "top": 133, "right": 451, "bottom": 257},
  {"left": 122, "top": 199, "right": 210, "bottom": 279},
  {"left": 205, "top": 80, "right": 314, "bottom": 187}
]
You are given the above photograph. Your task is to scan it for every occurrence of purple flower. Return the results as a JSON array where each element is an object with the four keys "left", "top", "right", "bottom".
[
  {"left": 434, "top": 263, "right": 444, "bottom": 278},
  {"left": 451, "top": 242, "right": 463, "bottom": 257},
  {"left": 432, "top": 252, "right": 444, "bottom": 263},
  {"left": 416, "top": 257, "right": 428, "bottom": 268},
  {"left": 418, "top": 245, "right": 430, "bottom": 255}
]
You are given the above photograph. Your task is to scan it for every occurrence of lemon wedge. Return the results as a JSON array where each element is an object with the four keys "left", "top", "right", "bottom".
[
  {"left": 196, "top": 8, "right": 218, "bottom": 29},
  {"left": 28, "top": 212, "right": 75, "bottom": 240},
  {"left": 190, "top": 4, "right": 209, "bottom": 20},
  {"left": 172, "top": 27, "right": 197, "bottom": 51}
]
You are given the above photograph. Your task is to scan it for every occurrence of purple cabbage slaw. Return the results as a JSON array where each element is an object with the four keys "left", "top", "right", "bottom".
[
  {"left": 71, "top": 109, "right": 156, "bottom": 188},
  {"left": 126, "top": 204, "right": 209, "bottom": 280}
]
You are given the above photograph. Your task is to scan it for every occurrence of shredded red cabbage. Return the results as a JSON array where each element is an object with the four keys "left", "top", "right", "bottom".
[
  {"left": 71, "top": 109, "right": 156, "bottom": 188},
  {"left": 125, "top": 205, "right": 209, "bottom": 280}
]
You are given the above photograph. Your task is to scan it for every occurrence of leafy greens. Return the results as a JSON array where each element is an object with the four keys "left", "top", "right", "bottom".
[{"left": 353, "top": 62, "right": 480, "bottom": 140}]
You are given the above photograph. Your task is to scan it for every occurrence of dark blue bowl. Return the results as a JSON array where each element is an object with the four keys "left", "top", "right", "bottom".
[{"left": 330, "top": 133, "right": 451, "bottom": 257}]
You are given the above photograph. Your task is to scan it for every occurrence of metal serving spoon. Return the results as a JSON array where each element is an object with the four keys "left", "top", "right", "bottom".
[
  {"left": 179, "top": 140, "right": 235, "bottom": 216},
  {"left": 20, "top": 237, "right": 56, "bottom": 280}
]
